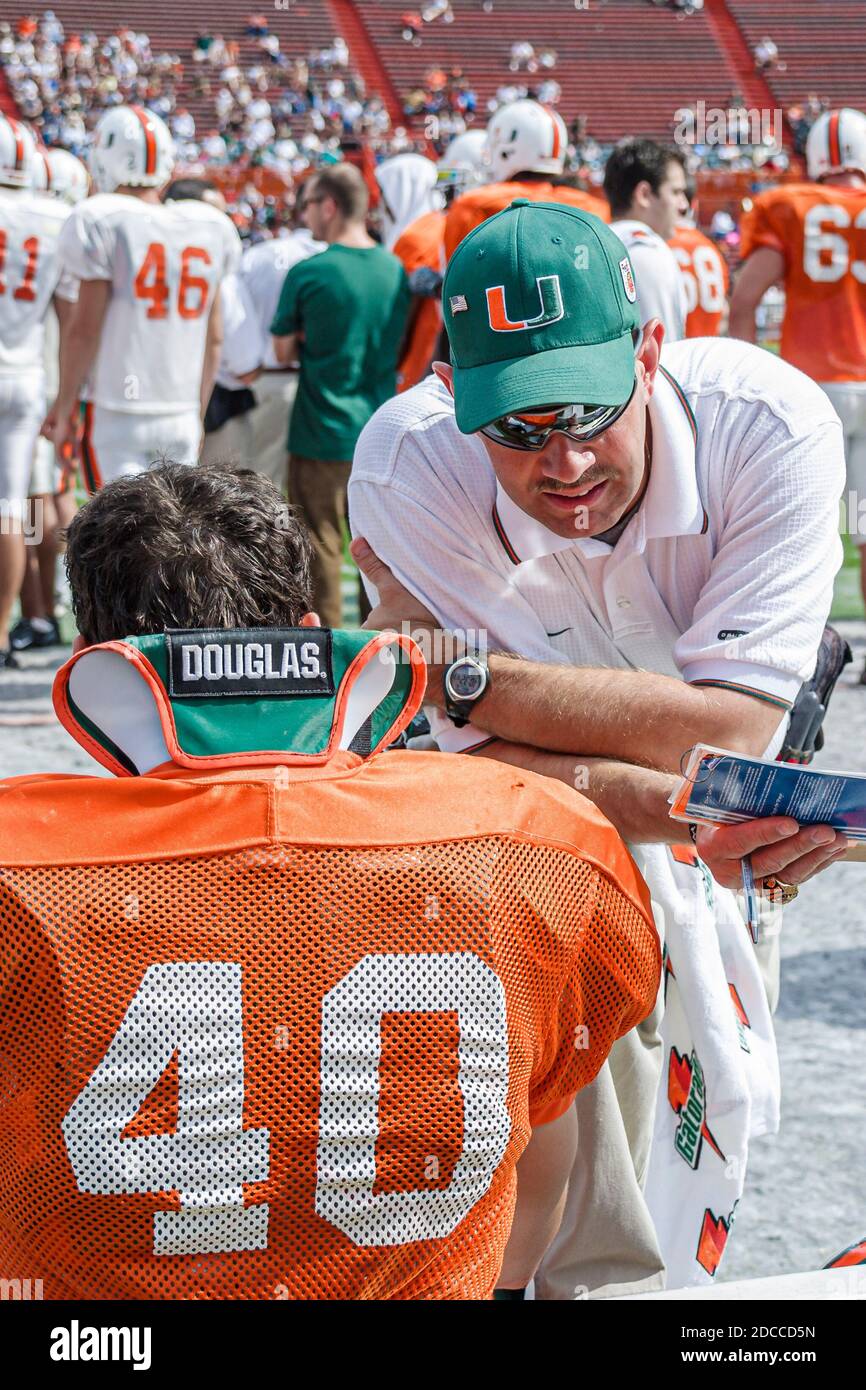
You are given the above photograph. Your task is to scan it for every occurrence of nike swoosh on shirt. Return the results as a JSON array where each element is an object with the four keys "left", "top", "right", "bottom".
[{"left": 547, "top": 627, "right": 572, "bottom": 637}]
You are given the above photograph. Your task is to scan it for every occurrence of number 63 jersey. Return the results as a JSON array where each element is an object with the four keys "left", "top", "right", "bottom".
[
  {"left": 58, "top": 192, "right": 242, "bottom": 414},
  {"left": 0, "top": 755, "right": 660, "bottom": 1300},
  {"left": 740, "top": 180, "right": 866, "bottom": 382}
]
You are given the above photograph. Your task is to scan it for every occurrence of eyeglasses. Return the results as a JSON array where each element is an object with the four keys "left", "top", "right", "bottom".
[
  {"left": 479, "top": 378, "right": 637, "bottom": 452},
  {"left": 299, "top": 193, "right": 324, "bottom": 211}
]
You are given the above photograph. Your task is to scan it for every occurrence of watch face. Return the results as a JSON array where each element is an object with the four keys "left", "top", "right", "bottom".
[{"left": 448, "top": 660, "right": 484, "bottom": 700}]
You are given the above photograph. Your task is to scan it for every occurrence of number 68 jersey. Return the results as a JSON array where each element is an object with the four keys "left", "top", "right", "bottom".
[
  {"left": 58, "top": 192, "right": 242, "bottom": 414},
  {"left": 0, "top": 753, "right": 659, "bottom": 1300}
]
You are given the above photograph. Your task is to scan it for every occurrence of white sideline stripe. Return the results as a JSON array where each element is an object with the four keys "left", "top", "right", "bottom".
[
  {"left": 0, "top": 714, "right": 57, "bottom": 726},
  {"left": 618, "top": 1266, "right": 866, "bottom": 1300}
]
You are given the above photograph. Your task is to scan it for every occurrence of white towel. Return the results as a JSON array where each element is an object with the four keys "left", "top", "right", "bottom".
[
  {"left": 375, "top": 153, "right": 442, "bottom": 250},
  {"left": 639, "top": 844, "right": 780, "bottom": 1286}
]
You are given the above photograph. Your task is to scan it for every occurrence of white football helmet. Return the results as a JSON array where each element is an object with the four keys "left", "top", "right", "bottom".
[
  {"left": 46, "top": 147, "right": 90, "bottom": 203},
  {"left": 484, "top": 99, "right": 567, "bottom": 182},
  {"left": 806, "top": 108, "right": 866, "bottom": 181},
  {"left": 0, "top": 114, "right": 36, "bottom": 188},
  {"left": 31, "top": 148, "right": 52, "bottom": 192},
  {"left": 89, "top": 105, "right": 175, "bottom": 193},
  {"left": 437, "top": 129, "right": 488, "bottom": 196}
]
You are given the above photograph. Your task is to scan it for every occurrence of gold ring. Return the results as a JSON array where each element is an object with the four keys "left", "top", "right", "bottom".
[{"left": 761, "top": 875, "right": 799, "bottom": 905}]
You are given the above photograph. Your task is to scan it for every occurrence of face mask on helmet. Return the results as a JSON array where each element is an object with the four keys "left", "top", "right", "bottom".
[{"left": 437, "top": 131, "right": 488, "bottom": 201}]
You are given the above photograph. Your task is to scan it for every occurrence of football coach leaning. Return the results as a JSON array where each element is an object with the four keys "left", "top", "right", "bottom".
[{"left": 349, "top": 200, "right": 848, "bottom": 1296}]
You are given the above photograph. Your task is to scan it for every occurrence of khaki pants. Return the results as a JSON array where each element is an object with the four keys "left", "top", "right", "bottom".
[
  {"left": 289, "top": 454, "right": 352, "bottom": 630},
  {"left": 249, "top": 372, "right": 299, "bottom": 493},
  {"left": 202, "top": 373, "right": 299, "bottom": 494},
  {"left": 200, "top": 410, "right": 254, "bottom": 471},
  {"left": 534, "top": 995, "right": 666, "bottom": 1299}
]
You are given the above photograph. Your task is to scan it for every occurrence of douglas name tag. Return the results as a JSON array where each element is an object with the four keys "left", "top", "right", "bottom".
[{"left": 166, "top": 628, "right": 335, "bottom": 698}]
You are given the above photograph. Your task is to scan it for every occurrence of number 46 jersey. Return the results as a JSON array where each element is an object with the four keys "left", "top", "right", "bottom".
[
  {"left": 58, "top": 193, "right": 242, "bottom": 414},
  {"left": 740, "top": 181, "right": 866, "bottom": 382},
  {"left": 0, "top": 751, "right": 659, "bottom": 1300}
]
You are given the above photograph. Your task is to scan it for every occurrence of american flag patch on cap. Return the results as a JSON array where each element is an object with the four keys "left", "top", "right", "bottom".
[{"left": 449, "top": 294, "right": 468, "bottom": 313}]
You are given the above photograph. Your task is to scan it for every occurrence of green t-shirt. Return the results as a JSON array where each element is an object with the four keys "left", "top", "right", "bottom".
[{"left": 270, "top": 243, "right": 411, "bottom": 462}]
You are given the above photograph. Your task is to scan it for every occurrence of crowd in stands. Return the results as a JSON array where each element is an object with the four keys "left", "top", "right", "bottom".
[
  {"left": 0, "top": 10, "right": 406, "bottom": 190},
  {"left": 647, "top": 0, "right": 705, "bottom": 15},
  {"left": 0, "top": 6, "right": 841, "bottom": 235}
]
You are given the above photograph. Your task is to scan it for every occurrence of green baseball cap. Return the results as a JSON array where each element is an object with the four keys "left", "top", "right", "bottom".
[{"left": 443, "top": 200, "right": 640, "bottom": 434}]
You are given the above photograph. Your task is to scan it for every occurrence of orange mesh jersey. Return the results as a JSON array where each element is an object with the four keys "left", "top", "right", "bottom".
[
  {"left": 0, "top": 634, "right": 659, "bottom": 1301},
  {"left": 739, "top": 181, "right": 866, "bottom": 381},
  {"left": 444, "top": 180, "right": 609, "bottom": 260},
  {"left": 393, "top": 208, "right": 445, "bottom": 392},
  {"left": 668, "top": 224, "right": 729, "bottom": 338}
]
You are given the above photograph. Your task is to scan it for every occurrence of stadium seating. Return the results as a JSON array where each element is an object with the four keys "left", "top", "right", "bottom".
[
  {"left": 361, "top": 0, "right": 744, "bottom": 141},
  {"left": 726, "top": 1, "right": 866, "bottom": 113},
  {"left": 7, "top": 1, "right": 866, "bottom": 150}
]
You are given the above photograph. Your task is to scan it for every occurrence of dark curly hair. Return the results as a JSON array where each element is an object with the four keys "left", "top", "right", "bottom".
[{"left": 65, "top": 462, "right": 314, "bottom": 645}]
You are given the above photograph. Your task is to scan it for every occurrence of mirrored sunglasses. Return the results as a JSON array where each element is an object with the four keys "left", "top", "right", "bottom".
[{"left": 479, "top": 379, "right": 636, "bottom": 451}]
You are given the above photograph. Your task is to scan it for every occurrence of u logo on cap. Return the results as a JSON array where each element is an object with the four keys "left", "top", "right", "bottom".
[{"left": 486, "top": 274, "right": 564, "bottom": 332}]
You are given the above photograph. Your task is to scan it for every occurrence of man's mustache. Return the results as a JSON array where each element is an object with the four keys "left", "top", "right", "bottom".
[{"left": 534, "top": 471, "right": 613, "bottom": 495}]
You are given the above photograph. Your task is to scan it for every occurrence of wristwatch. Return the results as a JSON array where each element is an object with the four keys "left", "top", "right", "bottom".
[{"left": 443, "top": 654, "right": 490, "bottom": 727}]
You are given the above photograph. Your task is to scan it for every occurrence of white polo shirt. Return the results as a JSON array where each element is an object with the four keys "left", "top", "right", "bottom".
[
  {"left": 350, "top": 335, "right": 844, "bottom": 757},
  {"left": 350, "top": 334, "right": 844, "bottom": 1287},
  {"left": 610, "top": 218, "right": 688, "bottom": 342}
]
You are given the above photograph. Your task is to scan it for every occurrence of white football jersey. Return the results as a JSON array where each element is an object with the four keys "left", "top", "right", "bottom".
[
  {"left": 610, "top": 218, "right": 688, "bottom": 343},
  {"left": 239, "top": 230, "right": 325, "bottom": 367},
  {"left": 215, "top": 272, "right": 262, "bottom": 390},
  {"left": 58, "top": 193, "right": 242, "bottom": 413},
  {"left": 0, "top": 187, "right": 77, "bottom": 379}
]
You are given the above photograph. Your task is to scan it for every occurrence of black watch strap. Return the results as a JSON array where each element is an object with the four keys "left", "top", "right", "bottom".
[{"left": 443, "top": 654, "right": 489, "bottom": 727}]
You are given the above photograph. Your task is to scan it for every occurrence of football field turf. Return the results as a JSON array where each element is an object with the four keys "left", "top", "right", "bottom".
[{"left": 831, "top": 534, "right": 864, "bottom": 622}]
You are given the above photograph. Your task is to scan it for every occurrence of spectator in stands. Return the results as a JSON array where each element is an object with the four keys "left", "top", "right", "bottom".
[
  {"left": 401, "top": 12, "right": 423, "bottom": 42},
  {"left": 754, "top": 36, "right": 779, "bottom": 73},
  {"left": 41, "top": 10, "right": 63, "bottom": 45},
  {"left": 270, "top": 164, "right": 410, "bottom": 626},
  {"left": 536, "top": 77, "right": 561, "bottom": 107},
  {"left": 422, "top": 0, "right": 453, "bottom": 22},
  {"left": 509, "top": 41, "right": 537, "bottom": 73}
]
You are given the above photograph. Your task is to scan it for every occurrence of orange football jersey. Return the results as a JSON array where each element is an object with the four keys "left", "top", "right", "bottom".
[
  {"left": 444, "top": 179, "right": 610, "bottom": 260},
  {"left": 0, "top": 746, "right": 658, "bottom": 1299},
  {"left": 393, "top": 207, "right": 445, "bottom": 391},
  {"left": 739, "top": 181, "right": 866, "bottom": 381},
  {"left": 668, "top": 224, "right": 729, "bottom": 338}
]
